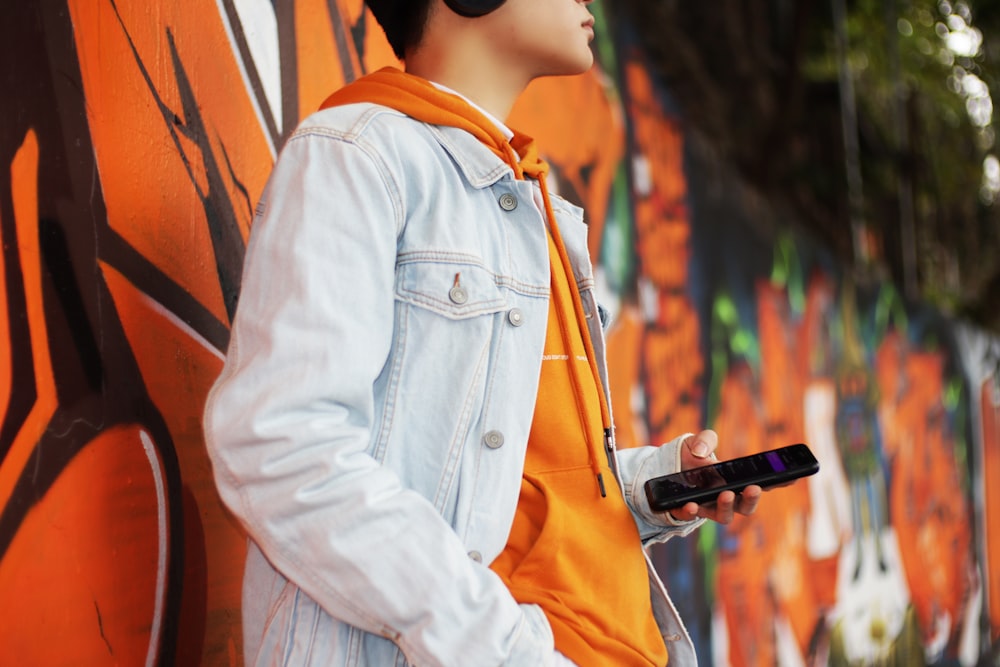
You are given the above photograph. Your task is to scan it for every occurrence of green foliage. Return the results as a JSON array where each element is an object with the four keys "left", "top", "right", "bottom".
[{"left": 613, "top": 0, "right": 1000, "bottom": 333}]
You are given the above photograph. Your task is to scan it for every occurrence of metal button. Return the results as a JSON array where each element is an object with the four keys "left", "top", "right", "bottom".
[
  {"left": 498, "top": 193, "right": 518, "bottom": 211},
  {"left": 507, "top": 308, "right": 524, "bottom": 327},
  {"left": 483, "top": 430, "right": 505, "bottom": 449},
  {"left": 449, "top": 285, "right": 468, "bottom": 304},
  {"left": 468, "top": 551, "right": 483, "bottom": 563}
]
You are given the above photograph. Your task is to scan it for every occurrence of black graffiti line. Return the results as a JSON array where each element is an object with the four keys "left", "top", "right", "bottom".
[
  {"left": 106, "top": 0, "right": 205, "bottom": 201},
  {"left": 275, "top": 0, "right": 299, "bottom": 137},
  {"left": 218, "top": 0, "right": 282, "bottom": 147},
  {"left": 95, "top": 599, "right": 114, "bottom": 655},
  {"left": 0, "top": 175, "right": 38, "bottom": 459},
  {"left": 98, "top": 226, "right": 231, "bottom": 353},
  {"left": 218, "top": 135, "right": 254, "bottom": 234},
  {"left": 43, "top": 6, "right": 189, "bottom": 660},
  {"left": 0, "top": 402, "right": 186, "bottom": 667},
  {"left": 325, "top": 0, "right": 359, "bottom": 84},
  {"left": 166, "top": 28, "right": 250, "bottom": 324},
  {"left": 349, "top": 7, "right": 367, "bottom": 65},
  {"left": 4, "top": 5, "right": 201, "bottom": 667},
  {"left": 107, "top": 0, "right": 247, "bottom": 325},
  {"left": 40, "top": 216, "right": 104, "bottom": 394}
]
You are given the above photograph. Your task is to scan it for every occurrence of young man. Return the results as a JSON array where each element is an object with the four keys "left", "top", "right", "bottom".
[{"left": 203, "top": 1, "right": 762, "bottom": 665}]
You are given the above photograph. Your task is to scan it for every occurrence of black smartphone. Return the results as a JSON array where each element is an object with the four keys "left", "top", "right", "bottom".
[{"left": 643, "top": 443, "right": 820, "bottom": 512}]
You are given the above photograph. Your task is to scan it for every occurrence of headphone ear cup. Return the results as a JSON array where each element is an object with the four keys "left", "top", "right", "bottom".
[{"left": 443, "top": 0, "right": 506, "bottom": 18}]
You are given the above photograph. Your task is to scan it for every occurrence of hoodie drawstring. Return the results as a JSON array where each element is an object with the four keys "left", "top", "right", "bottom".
[{"left": 535, "top": 176, "right": 614, "bottom": 498}]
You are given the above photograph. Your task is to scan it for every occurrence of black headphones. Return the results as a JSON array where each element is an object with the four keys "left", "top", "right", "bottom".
[{"left": 444, "top": 0, "right": 506, "bottom": 18}]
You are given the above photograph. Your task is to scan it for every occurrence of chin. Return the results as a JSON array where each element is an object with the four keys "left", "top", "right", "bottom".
[
  {"left": 569, "top": 56, "right": 595, "bottom": 75},
  {"left": 542, "top": 54, "right": 595, "bottom": 78}
]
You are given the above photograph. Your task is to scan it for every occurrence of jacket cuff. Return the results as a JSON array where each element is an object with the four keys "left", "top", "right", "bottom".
[{"left": 625, "top": 434, "right": 706, "bottom": 544}]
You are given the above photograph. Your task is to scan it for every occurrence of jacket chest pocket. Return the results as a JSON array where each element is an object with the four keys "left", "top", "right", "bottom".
[
  {"left": 395, "top": 256, "right": 506, "bottom": 319},
  {"left": 381, "top": 256, "right": 509, "bottom": 508}
]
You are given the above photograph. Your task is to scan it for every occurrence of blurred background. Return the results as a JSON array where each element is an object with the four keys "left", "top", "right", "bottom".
[{"left": 616, "top": 0, "right": 1000, "bottom": 334}]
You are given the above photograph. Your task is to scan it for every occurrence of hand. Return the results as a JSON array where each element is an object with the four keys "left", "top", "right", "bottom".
[{"left": 667, "top": 430, "right": 762, "bottom": 525}]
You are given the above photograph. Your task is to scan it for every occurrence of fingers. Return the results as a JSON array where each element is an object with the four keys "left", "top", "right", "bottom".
[
  {"left": 667, "top": 485, "right": 763, "bottom": 525},
  {"left": 684, "top": 430, "right": 718, "bottom": 458},
  {"left": 672, "top": 430, "right": 765, "bottom": 525},
  {"left": 681, "top": 430, "right": 719, "bottom": 470},
  {"left": 735, "top": 485, "right": 762, "bottom": 516},
  {"left": 708, "top": 490, "right": 737, "bottom": 524},
  {"left": 667, "top": 502, "right": 701, "bottom": 523}
]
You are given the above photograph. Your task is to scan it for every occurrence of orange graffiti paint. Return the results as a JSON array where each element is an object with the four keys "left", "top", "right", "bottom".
[
  {"left": 622, "top": 59, "right": 703, "bottom": 445},
  {"left": 0, "top": 425, "right": 167, "bottom": 666},
  {"left": 3, "top": 2, "right": 996, "bottom": 665},
  {"left": 100, "top": 260, "right": 246, "bottom": 663},
  {"left": 756, "top": 279, "right": 816, "bottom": 655},
  {"left": 509, "top": 68, "right": 624, "bottom": 261},
  {"left": 889, "top": 351, "right": 974, "bottom": 644},
  {"left": 66, "top": 0, "right": 278, "bottom": 323},
  {"left": 293, "top": 0, "right": 399, "bottom": 115},
  {"left": 983, "top": 376, "right": 1000, "bottom": 640},
  {"left": 0, "top": 130, "right": 57, "bottom": 516},
  {"left": 713, "top": 362, "right": 777, "bottom": 667},
  {"left": 605, "top": 304, "right": 646, "bottom": 449}
]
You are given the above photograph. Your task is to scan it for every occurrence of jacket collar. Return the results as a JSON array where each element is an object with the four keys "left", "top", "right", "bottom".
[{"left": 426, "top": 122, "right": 520, "bottom": 189}]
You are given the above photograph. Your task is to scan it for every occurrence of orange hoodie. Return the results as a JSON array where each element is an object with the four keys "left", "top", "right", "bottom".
[{"left": 322, "top": 68, "right": 667, "bottom": 666}]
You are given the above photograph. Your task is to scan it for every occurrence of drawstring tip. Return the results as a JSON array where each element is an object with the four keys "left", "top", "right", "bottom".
[{"left": 597, "top": 473, "right": 607, "bottom": 498}]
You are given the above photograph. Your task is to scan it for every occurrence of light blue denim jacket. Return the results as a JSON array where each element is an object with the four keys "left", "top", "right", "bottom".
[{"left": 204, "top": 102, "right": 705, "bottom": 667}]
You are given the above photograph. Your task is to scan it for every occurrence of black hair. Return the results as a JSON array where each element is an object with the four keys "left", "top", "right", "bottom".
[{"left": 365, "top": 0, "right": 434, "bottom": 60}]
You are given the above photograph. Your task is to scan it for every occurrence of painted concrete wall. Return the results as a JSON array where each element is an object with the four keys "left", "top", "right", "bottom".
[{"left": 0, "top": 1, "right": 997, "bottom": 665}]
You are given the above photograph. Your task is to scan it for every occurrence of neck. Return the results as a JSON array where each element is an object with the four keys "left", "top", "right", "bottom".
[
  {"left": 404, "top": 6, "right": 530, "bottom": 120},
  {"left": 405, "top": 61, "right": 526, "bottom": 123}
]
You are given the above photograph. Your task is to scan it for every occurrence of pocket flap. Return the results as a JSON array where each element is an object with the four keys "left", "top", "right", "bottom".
[{"left": 396, "top": 258, "right": 506, "bottom": 319}]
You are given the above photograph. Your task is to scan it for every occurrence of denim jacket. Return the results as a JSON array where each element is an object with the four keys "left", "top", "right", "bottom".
[{"left": 204, "top": 103, "right": 705, "bottom": 667}]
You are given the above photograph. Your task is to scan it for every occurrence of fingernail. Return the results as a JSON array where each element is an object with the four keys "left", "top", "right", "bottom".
[{"left": 692, "top": 440, "right": 710, "bottom": 457}]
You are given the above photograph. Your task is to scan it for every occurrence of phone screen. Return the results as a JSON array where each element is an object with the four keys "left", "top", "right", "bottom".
[
  {"left": 644, "top": 443, "right": 819, "bottom": 511},
  {"left": 671, "top": 449, "right": 789, "bottom": 491}
]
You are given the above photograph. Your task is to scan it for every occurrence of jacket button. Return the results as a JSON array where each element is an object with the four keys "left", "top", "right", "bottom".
[
  {"left": 498, "top": 193, "right": 518, "bottom": 211},
  {"left": 483, "top": 430, "right": 505, "bottom": 449},
  {"left": 449, "top": 285, "right": 468, "bottom": 304},
  {"left": 507, "top": 308, "right": 524, "bottom": 326},
  {"left": 468, "top": 551, "right": 483, "bottom": 563}
]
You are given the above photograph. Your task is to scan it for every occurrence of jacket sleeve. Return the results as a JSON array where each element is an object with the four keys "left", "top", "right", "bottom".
[
  {"left": 615, "top": 434, "right": 706, "bottom": 545},
  {"left": 203, "top": 126, "right": 552, "bottom": 667}
]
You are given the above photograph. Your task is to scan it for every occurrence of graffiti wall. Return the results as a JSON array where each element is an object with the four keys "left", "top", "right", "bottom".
[{"left": 1, "top": 1, "right": 997, "bottom": 665}]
